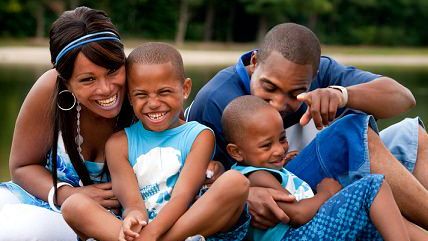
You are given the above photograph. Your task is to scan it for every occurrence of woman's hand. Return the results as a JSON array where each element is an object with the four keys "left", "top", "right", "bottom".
[
  {"left": 58, "top": 182, "right": 120, "bottom": 210},
  {"left": 79, "top": 182, "right": 120, "bottom": 209}
]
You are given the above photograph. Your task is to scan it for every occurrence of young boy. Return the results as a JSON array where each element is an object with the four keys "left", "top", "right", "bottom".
[
  {"left": 61, "top": 42, "right": 250, "bottom": 241},
  {"left": 222, "top": 95, "right": 427, "bottom": 241}
]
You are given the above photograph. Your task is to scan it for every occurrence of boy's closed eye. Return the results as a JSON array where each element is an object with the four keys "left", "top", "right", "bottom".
[
  {"left": 259, "top": 142, "right": 272, "bottom": 150},
  {"left": 159, "top": 89, "right": 173, "bottom": 96}
]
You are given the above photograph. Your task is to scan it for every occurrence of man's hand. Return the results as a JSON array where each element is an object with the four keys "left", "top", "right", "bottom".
[
  {"left": 297, "top": 87, "right": 345, "bottom": 130},
  {"left": 248, "top": 187, "right": 295, "bottom": 229}
]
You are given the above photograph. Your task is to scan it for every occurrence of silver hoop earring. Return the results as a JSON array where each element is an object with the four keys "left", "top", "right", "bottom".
[{"left": 57, "top": 90, "right": 76, "bottom": 111}]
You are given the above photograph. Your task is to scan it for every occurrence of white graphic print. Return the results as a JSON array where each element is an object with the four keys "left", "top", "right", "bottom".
[{"left": 133, "top": 147, "right": 182, "bottom": 220}]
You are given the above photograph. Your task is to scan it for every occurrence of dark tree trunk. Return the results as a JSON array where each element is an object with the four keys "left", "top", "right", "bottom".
[
  {"left": 256, "top": 15, "right": 268, "bottom": 43},
  {"left": 226, "top": 2, "right": 235, "bottom": 43},
  {"left": 175, "top": 0, "right": 189, "bottom": 46},
  {"left": 35, "top": 3, "right": 45, "bottom": 39},
  {"left": 203, "top": 0, "right": 215, "bottom": 42}
]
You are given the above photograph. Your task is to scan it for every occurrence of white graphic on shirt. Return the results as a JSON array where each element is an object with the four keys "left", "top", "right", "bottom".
[{"left": 133, "top": 147, "right": 182, "bottom": 220}]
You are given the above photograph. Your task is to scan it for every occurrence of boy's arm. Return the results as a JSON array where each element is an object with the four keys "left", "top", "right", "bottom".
[
  {"left": 248, "top": 171, "right": 337, "bottom": 227},
  {"left": 105, "top": 131, "right": 148, "bottom": 220},
  {"left": 141, "top": 129, "right": 215, "bottom": 238}
]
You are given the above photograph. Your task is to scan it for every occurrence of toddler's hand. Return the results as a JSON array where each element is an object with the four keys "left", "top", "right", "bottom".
[
  {"left": 284, "top": 150, "right": 299, "bottom": 164},
  {"left": 316, "top": 178, "right": 342, "bottom": 197},
  {"left": 119, "top": 211, "right": 147, "bottom": 241}
]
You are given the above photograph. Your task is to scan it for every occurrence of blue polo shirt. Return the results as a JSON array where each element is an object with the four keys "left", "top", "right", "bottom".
[{"left": 186, "top": 51, "right": 381, "bottom": 169}]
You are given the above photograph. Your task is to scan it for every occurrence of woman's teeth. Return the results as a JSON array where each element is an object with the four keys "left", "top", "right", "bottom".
[{"left": 96, "top": 95, "right": 117, "bottom": 107}]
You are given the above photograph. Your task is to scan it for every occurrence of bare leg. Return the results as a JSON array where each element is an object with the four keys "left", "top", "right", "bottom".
[
  {"left": 160, "top": 170, "right": 249, "bottom": 241},
  {"left": 370, "top": 180, "right": 410, "bottom": 241},
  {"left": 368, "top": 128, "right": 428, "bottom": 229},
  {"left": 413, "top": 126, "right": 428, "bottom": 189},
  {"left": 62, "top": 193, "right": 121, "bottom": 241},
  {"left": 402, "top": 218, "right": 428, "bottom": 241}
]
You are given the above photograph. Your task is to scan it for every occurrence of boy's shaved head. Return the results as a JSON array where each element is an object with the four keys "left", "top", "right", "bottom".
[
  {"left": 258, "top": 23, "right": 321, "bottom": 76},
  {"left": 126, "top": 42, "right": 185, "bottom": 82},
  {"left": 222, "top": 95, "right": 273, "bottom": 144}
]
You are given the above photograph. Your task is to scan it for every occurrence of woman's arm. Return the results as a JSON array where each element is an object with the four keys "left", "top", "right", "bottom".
[
  {"left": 141, "top": 129, "right": 214, "bottom": 239},
  {"left": 9, "top": 69, "right": 59, "bottom": 201},
  {"left": 9, "top": 69, "right": 121, "bottom": 209},
  {"left": 248, "top": 171, "right": 340, "bottom": 227}
]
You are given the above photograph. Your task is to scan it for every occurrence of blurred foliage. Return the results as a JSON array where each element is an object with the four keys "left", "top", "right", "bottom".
[{"left": 0, "top": 0, "right": 427, "bottom": 46}]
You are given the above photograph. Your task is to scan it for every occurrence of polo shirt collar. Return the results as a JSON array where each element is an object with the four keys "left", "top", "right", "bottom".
[{"left": 235, "top": 50, "right": 254, "bottom": 94}]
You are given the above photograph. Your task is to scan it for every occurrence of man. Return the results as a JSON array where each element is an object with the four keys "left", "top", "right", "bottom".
[{"left": 187, "top": 23, "right": 428, "bottom": 229}]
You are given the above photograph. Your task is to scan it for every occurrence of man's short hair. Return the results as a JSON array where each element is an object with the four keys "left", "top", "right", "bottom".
[
  {"left": 221, "top": 95, "right": 272, "bottom": 144},
  {"left": 258, "top": 23, "right": 321, "bottom": 76},
  {"left": 126, "top": 42, "right": 185, "bottom": 82}
]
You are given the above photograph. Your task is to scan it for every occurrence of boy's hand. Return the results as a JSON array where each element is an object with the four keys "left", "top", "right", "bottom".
[
  {"left": 119, "top": 210, "right": 147, "bottom": 241},
  {"left": 248, "top": 187, "right": 295, "bottom": 229},
  {"left": 316, "top": 178, "right": 342, "bottom": 197}
]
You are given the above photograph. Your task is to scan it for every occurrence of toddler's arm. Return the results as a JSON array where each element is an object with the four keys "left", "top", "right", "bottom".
[{"left": 248, "top": 171, "right": 341, "bottom": 227}]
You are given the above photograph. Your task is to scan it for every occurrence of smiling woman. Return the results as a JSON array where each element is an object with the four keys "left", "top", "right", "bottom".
[{"left": 0, "top": 6, "right": 133, "bottom": 241}]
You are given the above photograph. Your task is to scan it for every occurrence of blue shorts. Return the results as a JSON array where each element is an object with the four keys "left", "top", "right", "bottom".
[
  {"left": 283, "top": 174, "right": 384, "bottom": 241},
  {"left": 380, "top": 117, "right": 425, "bottom": 172},
  {"left": 285, "top": 113, "right": 424, "bottom": 189}
]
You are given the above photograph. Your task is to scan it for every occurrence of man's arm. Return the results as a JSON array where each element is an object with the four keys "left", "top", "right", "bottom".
[
  {"left": 346, "top": 77, "right": 415, "bottom": 119},
  {"left": 248, "top": 171, "right": 339, "bottom": 227},
  {"left": 298, "top": 59, "right": 415, "bottom": 129}
]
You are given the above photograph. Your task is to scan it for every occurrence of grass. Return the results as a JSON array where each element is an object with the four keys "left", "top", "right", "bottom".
[{"left": 1, "top": 37, "right": 428, "bottom": 55}]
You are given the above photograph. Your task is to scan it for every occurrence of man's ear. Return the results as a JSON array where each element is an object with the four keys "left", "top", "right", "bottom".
[
  {"left": 248, "top": 50, "right": 258, "bottom": 75},
  {"left": 183, "top": 78, "right": 192, "bottom": 100},
  {"left": 226, "top": 143, "right": 244, "bottom": 162}
]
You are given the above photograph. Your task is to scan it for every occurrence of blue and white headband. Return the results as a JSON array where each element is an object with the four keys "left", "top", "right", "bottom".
[{"left": 54, "top": 31, "right": 121, "bottom": 66}]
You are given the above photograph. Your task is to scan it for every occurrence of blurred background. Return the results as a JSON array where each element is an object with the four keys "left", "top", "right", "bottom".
[{"left": 1, "top": 0, "right": 428, "bottom": 181}]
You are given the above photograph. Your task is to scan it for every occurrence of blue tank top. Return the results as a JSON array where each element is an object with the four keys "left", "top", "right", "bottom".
[
  {"left": 125, "top": 121, "right": 212, "bottom": 221},
  {"left": 232, "top": 164, "right": 314, "bottom": 241}
]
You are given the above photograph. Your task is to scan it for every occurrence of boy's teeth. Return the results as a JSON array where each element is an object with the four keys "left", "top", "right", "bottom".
[
  {"left": 147, "top": 112, "right": 166, "bottom": 120},
  {"left": 97, "top": 95, "right": 117, "bottom": 106}
]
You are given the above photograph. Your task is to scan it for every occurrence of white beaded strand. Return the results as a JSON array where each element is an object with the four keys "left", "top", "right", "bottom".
[{"left": 75, "top": 102, "right": 84, "bottom": 160}]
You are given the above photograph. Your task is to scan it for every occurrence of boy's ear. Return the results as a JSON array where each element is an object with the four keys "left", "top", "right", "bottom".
[
  {"left": 226, "top": 143, "right": 244, "bottom": 162},
  {"left": 183, "top": 78, "right": 192, "bottom": 100}
]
